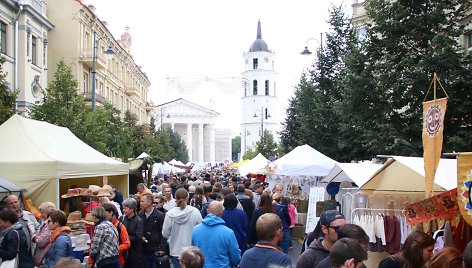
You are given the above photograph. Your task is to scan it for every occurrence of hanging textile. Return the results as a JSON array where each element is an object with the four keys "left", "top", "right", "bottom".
[
  {"left": 457, "top": 153, "right": 472, "bottom": 226},
  {"left": 423, "top": 97, "right": 447, "bottom": 197},
  {"left": 405, "top": 188, "right": 459, "bottom": 225}
]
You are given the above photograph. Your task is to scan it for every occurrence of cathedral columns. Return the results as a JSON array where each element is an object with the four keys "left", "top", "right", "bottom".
[
  {"left": 198, "top": 123, "right": 204, "bottom": 162},
  {"left": 186, "top": 123, "right": 193, "bottom": 162}
]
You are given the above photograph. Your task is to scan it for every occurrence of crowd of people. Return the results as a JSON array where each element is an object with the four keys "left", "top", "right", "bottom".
[{"left": 1, "top": 171, "right": 472, "bottom": 268}]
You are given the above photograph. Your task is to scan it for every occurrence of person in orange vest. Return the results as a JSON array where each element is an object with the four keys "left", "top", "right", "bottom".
[{"left": 102, "top": 203, "right": 131, "bottom": 266}]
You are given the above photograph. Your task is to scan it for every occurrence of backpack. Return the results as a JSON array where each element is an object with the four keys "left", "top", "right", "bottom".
[{"left": 190, "top": 195, "right": 203, "bottom": 211}]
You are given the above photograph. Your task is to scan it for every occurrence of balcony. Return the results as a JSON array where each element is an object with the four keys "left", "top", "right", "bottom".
[
  {"left": 125, "top": 83, "right": 139, "bottom": 97},
  {"left": 145, "top": 102, "right": 154, "bottom": 112},
  {"left": 80, "top": 49, "right": 108, "bottom": 70},
  {"left": 84, "top": 92, "right": 106, "bottom": 108}
]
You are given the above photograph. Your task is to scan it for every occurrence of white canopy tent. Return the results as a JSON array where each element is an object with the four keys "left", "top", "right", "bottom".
[
  {"left": 361, "top": 156, "right": 457, "bottom": 193},
  {"left": 269, "top": 144, "right": 337, "bottom": 176},
  {"left": 322, "top": 162, "right": 384, "bottom": 187},
  {"left": 0, "top": 115, "right": 129, "bottom": 206},
  {"left": 238, "top": 153, "right": 269, "bottom": 175}
]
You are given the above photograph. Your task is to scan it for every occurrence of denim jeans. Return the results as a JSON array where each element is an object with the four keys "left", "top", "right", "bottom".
[
  {"left": 171, "top": 256, "right": 180, "bottom": 268},
  {"left": 280, "top": 228, "right": 292, "bottom": 254}
]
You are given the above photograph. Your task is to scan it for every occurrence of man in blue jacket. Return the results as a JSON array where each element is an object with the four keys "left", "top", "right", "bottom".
[
  {"left": 239, "top": 213, "right": 292, "bottom": 268},
  {"left": 192, "top": 201, "right": 241, "bottom": 268}
]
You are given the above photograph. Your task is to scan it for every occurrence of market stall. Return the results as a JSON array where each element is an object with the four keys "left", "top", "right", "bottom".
[
  {"left": 238, "top": 153, "right": 269, "bottom": 176},
  {"left": 0, "top": 115, "right": 129, "bottom": 207}
]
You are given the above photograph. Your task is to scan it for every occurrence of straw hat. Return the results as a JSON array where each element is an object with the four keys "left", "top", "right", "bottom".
[
  {"left": 61, "top": 188, "right": 81, "bottom": 199},
  {"left": 89, "top": 185, "right": 101, "bottom": 195},
  {"left": 67, "top": 211, "right": 82, "bottom": 224},
  {"left": 101, "top": 185, "right": 116, "bottom": 199},
  {"left": 82, "top": 213, "right": 95, "bottom": 225},
  {"left": 96, "top": 187, "right": 112, "bottom": 197},
  {"left": 78, "top": 188, "right": 93, "bottom": 197},
  {"left": 72, "top": 234, "right": 91, "bottom": 251}
]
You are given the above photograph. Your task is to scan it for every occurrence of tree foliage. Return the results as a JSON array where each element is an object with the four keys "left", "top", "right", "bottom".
[
  {"left": 232, "top": 136, "right": 241, "bottom": 161},
  {"left": 281, "top": 1, "right": 472, "bottom": 162},
  {"left": 0, "top": 57, "right": 17, "bottom": 125},
  {"left": 30, "top": 60, "right": 189, "bottom": 163}
]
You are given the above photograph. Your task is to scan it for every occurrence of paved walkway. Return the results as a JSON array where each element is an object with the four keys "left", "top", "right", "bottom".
[{"left": 288, "top": 238, "right": 303, "bottom": 265}]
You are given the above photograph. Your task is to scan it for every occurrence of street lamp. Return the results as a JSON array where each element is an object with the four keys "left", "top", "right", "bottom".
[
  {"left": 91, "top": 31, "right": 115, "bottom": 111},
  {"left": 159, "top": 107, "right": 171, "bottom": 130},
  {"left": 300, "top": 33, "right": 323, "bottom": 55},
  {"left": 253, "top": 107, "right": 271, "bottom": 139}
]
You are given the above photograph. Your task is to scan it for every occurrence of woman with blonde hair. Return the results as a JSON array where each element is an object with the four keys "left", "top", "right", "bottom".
[
  {"left": 33, "top": 202, "right": 56, "bottom": 266},
  {"left": 163, "top": 188, "right": 202, "bottom": 268}
]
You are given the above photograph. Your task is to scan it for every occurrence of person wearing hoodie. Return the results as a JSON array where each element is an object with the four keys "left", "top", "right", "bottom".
[
  {"left": 296, "top": 210, "right": 346, "bottom": 268},
  {"left": 192, "top": 201, "right": 241, "bottom": 268},
  {"left": 163, "top": 188, "right": 202, "bottom": 268}
]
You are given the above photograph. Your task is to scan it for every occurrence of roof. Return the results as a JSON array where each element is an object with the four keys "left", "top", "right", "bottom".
[
  {"left": 361, "top": 156, "right": 457, "bottom": 193},
  {"left": 249, "top": 20, "right": 269, "bottom": 52},
  {"left": 154, "top": 98, "right": 219, "bottom": 116}
]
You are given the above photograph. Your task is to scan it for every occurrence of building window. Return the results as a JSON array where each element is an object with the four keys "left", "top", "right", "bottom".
[
  {"left": 253, "top": 80, "right": 258, "bottom": 95},
  {"left": 31, "top": 36, "right": 37, "bottom": 65},
  {"left": 121, "top": 96, "right": 124, "bottom": 111},
  {"left": 265, "top": 80, "right": 269, "bottom": 95},
  {"left": 253, "top": 58, "right": 258, "bottom": 69},
  {"left": 83, "top": 72, "right": 88, "bottom": 95},
  {"left": 42, "top": 38, "right": 46, "bottom": 66},
  {"left": 99, "top": 82, "right": 104, "bottom": 95},
  {"left": 0, "top": 21, "right": 6, "bottom": 54},
  {"left": 244, "top": 80, "right": 247, "bottom": 97}
]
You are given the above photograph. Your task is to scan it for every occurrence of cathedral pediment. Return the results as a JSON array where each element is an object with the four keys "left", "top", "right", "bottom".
[{"left": 154, "top": 98, "right": 219, "bottom": 119}]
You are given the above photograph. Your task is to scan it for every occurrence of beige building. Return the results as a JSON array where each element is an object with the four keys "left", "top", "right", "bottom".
[
  {"left": 0, "top": 0, "right": 54, "bottom": 113},
  {"left": 45, "top": 0, "right": 152, "bottom": 124}
]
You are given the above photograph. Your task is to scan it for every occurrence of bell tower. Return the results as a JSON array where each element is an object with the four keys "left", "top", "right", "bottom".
[{"left": 240, "top": 20, "right": 279, "bottom": 159}]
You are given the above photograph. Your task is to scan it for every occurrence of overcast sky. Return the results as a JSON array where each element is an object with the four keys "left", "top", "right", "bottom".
[{"left": 85, "top": 0, "right": 349, "bottom": 135}]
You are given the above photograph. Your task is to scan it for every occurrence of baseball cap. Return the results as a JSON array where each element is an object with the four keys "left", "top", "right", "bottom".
[{"left": 320, "top": 210, "right": 344, "bottom": 226}]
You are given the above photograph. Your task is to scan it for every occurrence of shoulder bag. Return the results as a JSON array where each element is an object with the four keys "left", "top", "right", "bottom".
[{"left": 0, "top": 230, "right": 20, "bottom": 268}]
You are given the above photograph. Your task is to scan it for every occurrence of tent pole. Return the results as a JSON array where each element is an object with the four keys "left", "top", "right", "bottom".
[{"left": 56, "top": 179, "right": 60, "bottom": 208}]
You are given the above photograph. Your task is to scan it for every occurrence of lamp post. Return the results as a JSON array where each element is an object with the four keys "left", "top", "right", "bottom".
[
  {"left": 91, "top": 31, "right": 114, "bottom": 111},
  {"left": 159, "top": 106, "right": 170, "bottom": 130},
  {"left": 253, "top": 107, "right": 271, "bottom": 139},
  {"left": 300, "top": 33, "right": 323, "bottom": 55}
]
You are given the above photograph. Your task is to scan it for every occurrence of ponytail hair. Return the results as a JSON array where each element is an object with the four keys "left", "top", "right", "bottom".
[{"left": 175, "top": 188, "right": 189, "bottom": 210}]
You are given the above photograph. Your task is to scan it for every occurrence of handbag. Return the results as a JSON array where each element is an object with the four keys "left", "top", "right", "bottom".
[{"left": 0, "top": 230, "right": 20, "bottom": 268}]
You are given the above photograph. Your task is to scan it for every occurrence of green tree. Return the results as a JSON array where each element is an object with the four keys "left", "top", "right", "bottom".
[
  {"left": 243, "top": 147, "right": 258, "bottom": 160},
  {"left": 0, "top": 57, "right": 17, "bottom": 124},
  {"left": 281, "top": 5, "right": 353, "bottom": 161},
  {"left": 350, "top": 0, "right": 472, "bottom": 155},
  {"left": 30, "top": 60, "right": 109, "bottom": 153},
  {"left": 256, "top": 130, "right": 278, "bottom": 158},
  {"left": 232, "top": 136, "right": 241, "bottom": 161}
]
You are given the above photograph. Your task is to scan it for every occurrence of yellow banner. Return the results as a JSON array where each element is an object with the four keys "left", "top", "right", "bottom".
[
  {"left": 423, "top": 98, "right": 447, "bottom": 197},
  {"left": 457, "top": 153, "right": 472, "bottom": 226}
]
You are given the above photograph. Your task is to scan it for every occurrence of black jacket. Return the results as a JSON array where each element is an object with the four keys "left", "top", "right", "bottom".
[
  {"left": 0, "top": 226, "right": 33, "bottom": 268},
  {"left": 138, "top": 208, "right": 167, "bottom": 254},
  {"left": 121, "top": 214, "right": 144, "bottom": 265}
]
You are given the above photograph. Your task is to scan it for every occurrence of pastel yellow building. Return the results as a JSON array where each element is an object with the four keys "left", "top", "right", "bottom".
[
  {"left": 45, "top": 0, "right": 152, "bottom": 124},
  {"left": 0, "top": 0, "right": 54, "bottom": 113}
]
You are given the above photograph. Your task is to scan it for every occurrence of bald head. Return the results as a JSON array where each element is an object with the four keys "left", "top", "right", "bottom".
[
  {"left": 5, "top": 195, "right": 21, "bottom": 214},
  {"left": 208, "top": 201, "right": 224, "bottom": 217}
]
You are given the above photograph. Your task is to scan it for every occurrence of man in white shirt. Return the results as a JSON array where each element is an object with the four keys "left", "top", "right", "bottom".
[{"left": 163, "top": 187, "right": 177, "bottom": 211}]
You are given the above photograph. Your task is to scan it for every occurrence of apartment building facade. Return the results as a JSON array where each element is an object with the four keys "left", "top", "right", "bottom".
[
  {"left": 0, "top": 0, "right": 54, "bottom": 113},
  {"left": 45, "top": 0, "right": 152, "bottom": 124}
]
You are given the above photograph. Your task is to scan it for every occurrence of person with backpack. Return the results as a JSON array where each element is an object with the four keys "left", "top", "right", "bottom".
[
  {"left": 190, "top": 186, "right": 207, "bottom": 211},
  {"left": 102, "top": 203, "right": 131, "bottom": 266}
]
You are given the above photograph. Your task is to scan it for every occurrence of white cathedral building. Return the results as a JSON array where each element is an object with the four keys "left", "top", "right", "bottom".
[{"left": 240, "top": 20, "right": 280, "bottom": 158}]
